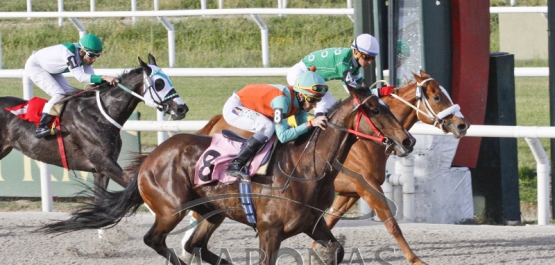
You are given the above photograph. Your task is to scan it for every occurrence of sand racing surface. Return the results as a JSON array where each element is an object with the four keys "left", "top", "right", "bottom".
[{"left": 1, "top": 212, "right": 554, "bottom": 264}]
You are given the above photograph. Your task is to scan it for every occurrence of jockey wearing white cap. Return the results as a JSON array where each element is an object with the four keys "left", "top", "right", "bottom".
[{"left": 287, "top": 33, "right": 393, "bottom": 115}]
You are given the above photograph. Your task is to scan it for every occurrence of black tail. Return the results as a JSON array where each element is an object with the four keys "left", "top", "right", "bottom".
[{"left": 38, "top": 175, "right": 144, "bottom": 234}]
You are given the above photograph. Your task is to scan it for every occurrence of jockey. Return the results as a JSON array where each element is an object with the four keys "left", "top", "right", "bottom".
[
  {"left": 222, "top": 71, "right": 329, "bottom": 180},
  {"left": 24, "top": 33, "right": 119, "bottom": 138},
  {"left": 287, "top": 33, "right": 393, "bottom": 115}
]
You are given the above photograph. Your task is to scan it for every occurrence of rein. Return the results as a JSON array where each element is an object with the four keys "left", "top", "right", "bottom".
[
  {"left": 328, "top": 96, "right": 385, "bottom": 143},
  {"left": 389, "top": 78, "right": 462, "bottom": 130}
]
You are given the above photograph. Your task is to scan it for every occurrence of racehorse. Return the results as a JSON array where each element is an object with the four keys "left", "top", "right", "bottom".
[
  {"left": 0, "top": 54, "right": 188, "bottom": 191},
  {"left": 193, "top": 70, "right": 469, "bottom": 265},
  {"left": 39, "top": 80, "right": 416, "bottom": 265}
]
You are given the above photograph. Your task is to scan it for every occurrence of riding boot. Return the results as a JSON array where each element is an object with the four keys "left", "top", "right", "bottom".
[
  {"left": 35, "top": 113, "right": 58, "bottom": 138},
  {"left": 226, "top": 136, "right": 265, "bottom": 180}
]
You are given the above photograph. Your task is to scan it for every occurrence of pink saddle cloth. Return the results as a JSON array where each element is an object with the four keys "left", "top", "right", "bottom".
[{"left": 194, "top": 133, "right": 275, "bottom": 185}]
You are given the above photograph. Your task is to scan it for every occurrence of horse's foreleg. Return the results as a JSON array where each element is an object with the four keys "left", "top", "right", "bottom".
[
  {"left": 360, "top": 186, "right": 426, "bottom": 265},
  {"left": 258, "top": 229, "right": 285, "bottom": 265},
  {"left": 304, "top": 219, "right": 345, "bottom": 265},
  {"left": 325, "top": 194, "right": 359, "bottom": 229},
  {"left": 308, "top": 194, "right": 358, "bottom": 249},
  {"left": 180, "top": 211, "right": 202, "bottom": 257},
  {"left": 184, "top": 214, "right": 230, "bottom": 264},
  {"left": 93, "top": 173, "right": 109, "bottom": 203},
  {"left": 0, "top": 147, "right": 12, "bottom": 160}
]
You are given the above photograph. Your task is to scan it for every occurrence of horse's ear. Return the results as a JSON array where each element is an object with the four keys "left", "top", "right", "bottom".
[
  {"left": 139, "top": 57, "right": 152, "bottom": 76},
  {"left": 412, "top": 71, "right": 422, "bottom": 82},
  {"left": 148, "top": 53, "right": 157, "bottom": 66},
  {"left": 419, "top": 69, "right": 430, "bottom": 79}
]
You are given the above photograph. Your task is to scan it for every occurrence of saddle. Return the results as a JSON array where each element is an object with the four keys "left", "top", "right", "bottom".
[{"left": 194, "top": 131, "right": 276, "bottom": 185}]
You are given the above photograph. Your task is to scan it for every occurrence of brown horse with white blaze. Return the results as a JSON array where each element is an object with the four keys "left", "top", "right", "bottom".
[
  {"left": 194, "top": 70, "right": 469, "bottom": 265},
  {"left": 39, "top": 79, "right": 416, "bottom": 265}
]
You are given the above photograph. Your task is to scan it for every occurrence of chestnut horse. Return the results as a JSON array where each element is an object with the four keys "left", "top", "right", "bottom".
[
  {"left": 40, "top": 81, "right": 416, "bottom": 265},
  {"left": 192, "top": 70, "right": 469, "bottom": 265}
]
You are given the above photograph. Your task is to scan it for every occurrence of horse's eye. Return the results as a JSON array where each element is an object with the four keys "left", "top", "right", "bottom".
[
  {"left": 371, "top": 107, "right": 380, "bottom": 115},
  {"left": 154, "top": 79, "right": 165, "bottom": 92}
]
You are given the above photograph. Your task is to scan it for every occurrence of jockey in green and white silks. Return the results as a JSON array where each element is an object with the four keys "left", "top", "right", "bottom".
[
  {"left": 287, "top": 33, "right": 393, "bottom": 115},
  {"left": 24, "top": 33, "right": 119, "bottom": 138}
]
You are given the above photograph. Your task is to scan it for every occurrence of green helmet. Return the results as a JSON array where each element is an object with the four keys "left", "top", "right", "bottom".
[
  {"left": 293, "top": 72, "right": 328, "bottom": 100},
  {"left": 79, "top": 33, "right": 103, "bottom": 52}
]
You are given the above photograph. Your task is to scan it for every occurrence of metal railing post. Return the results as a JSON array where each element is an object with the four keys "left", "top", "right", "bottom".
[{"left": 251, "top": 14, "right": 269, "bottom": 67}]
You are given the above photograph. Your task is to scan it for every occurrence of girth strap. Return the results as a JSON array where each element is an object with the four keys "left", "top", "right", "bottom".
[{"left": 239, "top": 182, "right": 257, "bottom": 230}]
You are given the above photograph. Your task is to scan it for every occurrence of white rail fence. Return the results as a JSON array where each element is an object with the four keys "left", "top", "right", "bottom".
[{"left": 118, "top": 121, "right": 551, "bottom": 225}]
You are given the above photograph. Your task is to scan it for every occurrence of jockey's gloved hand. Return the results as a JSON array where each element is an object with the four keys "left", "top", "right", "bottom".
[{"left": 371, "top": 86, "right": 394, "bottom": 97}]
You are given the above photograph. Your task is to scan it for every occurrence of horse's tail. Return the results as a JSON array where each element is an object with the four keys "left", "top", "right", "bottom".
[
  {"left": 197, "top": 114, "right": 222, "bottom": 135},
  {"left": 38, "top": 172, "right": 144, "bottom": 234}
]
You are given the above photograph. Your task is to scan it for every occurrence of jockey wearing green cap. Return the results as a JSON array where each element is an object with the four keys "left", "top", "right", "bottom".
[
  {"left": 222, "top": 71, "right": 329, "bottom": 180},
  {"left": 24, "top": 33, "right": 119, "bottom": 138},
  {"left": 287, "top": 33, "right": 393, "bottom": 116}
]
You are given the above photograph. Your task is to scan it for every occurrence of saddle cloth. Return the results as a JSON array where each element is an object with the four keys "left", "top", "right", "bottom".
[
  {"left": 194, "top": 133, "right": 275, "bottom": 185},
  {"left": 4, "top": 96, "right": 67, "bottom": 126},
  {"left": 4, "top": 97, "right": 48, "bottom": 125}
]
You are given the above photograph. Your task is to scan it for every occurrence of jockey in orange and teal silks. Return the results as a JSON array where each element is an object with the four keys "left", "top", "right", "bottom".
[
  {"left": 24, "top": 33, "right": 120, "bottom": 138},
  {"left": 287, "top": 33, "right": 393, "bottom": 115},
  {"left": 222, "top": 71, "right": 329, "bottom": 180}
]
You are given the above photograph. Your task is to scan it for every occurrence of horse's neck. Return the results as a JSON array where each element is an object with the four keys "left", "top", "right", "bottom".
[
  {"left": 387, "top": 83, "right": 419, "bottom": 130},
  {"left": 99, "top": 82, "right": 142, "bottom": 125}
]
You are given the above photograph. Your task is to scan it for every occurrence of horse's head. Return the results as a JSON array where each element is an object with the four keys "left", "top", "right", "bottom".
[
  {"left": 410, "top": 70, "right": 470, "bottom": 138},
  {"left": 138, "top": 54, "right": 189, "bottom": 120},
  {"left": 341, "top": 74, "right": 416, "bottom": 156}
]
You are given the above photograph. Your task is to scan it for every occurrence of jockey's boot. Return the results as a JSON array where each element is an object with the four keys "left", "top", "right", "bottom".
[
  {"left": 226, "top": 136, "right": 265, "bottom": 181},
  {"left": 35, "top": 113, "right": 58, "bottom": 138}
]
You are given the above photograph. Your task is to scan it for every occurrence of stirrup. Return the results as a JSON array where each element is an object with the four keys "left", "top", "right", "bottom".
[{"left": 225, "top": 168, "right": 251, "bottom": 181}]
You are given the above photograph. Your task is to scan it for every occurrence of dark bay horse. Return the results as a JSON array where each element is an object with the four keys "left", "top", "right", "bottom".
[
  {"left": 194, "top": 70, "right": 469, "bottom": 265},
  {"left": 39, "top": 82, "right": 416, "bottom": 265},
  {"left": 0, "top": 54, "right": 188, "bottom": 190}
]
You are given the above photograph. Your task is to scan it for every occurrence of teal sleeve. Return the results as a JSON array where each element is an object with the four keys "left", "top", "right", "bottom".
[
  {"left": 91, "top": 75, "right": 102, "bottom": 84},
  {"left": 270, "top": 96, "right": 309, "bottom": 143},
  {"left": 274, "top": 119, "right": 308, "bottom": 143}
]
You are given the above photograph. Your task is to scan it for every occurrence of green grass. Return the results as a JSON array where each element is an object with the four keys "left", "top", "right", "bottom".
[{"left": 0, "top": 1, "right": 550, "bottom": 206}]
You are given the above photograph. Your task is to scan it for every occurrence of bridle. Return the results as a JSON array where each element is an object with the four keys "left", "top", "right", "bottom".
[
  {"left": 327, "top": 95, "right": 388, "bottom": 144},
  {"left": 96, "top": 67, "right": 179, "bottom": 129},
  {"left": 389, "top": 78, "right": 463, "bottom": 131}
]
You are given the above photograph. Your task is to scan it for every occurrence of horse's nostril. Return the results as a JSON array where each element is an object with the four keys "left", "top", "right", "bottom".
[
  {"left": 403, "top": 137, "right": 415, "bottom": 148},
  {"left": 457, "top": 123, "right": 468, "bottom": 131}
]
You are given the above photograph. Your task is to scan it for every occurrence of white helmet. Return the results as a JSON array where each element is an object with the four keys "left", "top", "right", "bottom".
[{"left": 351, "top": 33, "right": 380, "bottom": 56}]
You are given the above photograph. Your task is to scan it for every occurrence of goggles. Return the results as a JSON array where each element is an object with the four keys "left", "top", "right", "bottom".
[
  {"left": 296, "top": 84, "right": 329, "bottom": 93},
  {"left": 84, "top": 50, "right": 101, "bottom": 59},
  {"left": 302, "top": 94, "right": 322, "bottom": 104},
  {"left": 360, "top": 53, "right": 375, "bottom": 61}
]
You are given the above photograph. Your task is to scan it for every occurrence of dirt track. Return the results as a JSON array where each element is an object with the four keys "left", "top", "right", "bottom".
[{"left": 1, "top": 212, "right": 555, "bottom": 265}]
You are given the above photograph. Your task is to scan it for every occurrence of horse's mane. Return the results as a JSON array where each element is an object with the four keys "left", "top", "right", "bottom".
[
  {"left": 395, "top": 80, "right": 416, "bottom": 93},
  {"left": 80, "top": 67, "right": 142, "bottom": 98}
]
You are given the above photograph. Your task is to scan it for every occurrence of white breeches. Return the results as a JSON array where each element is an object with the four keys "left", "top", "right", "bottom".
[
  {"left": 286, "top": 60, "right": 337, "bottom": 114},
  {"left": 25, "top": 54, "right": 74, "bottom": 113},
  {"left": 222, "top": 93, "right": 275, "bottom": 139}
]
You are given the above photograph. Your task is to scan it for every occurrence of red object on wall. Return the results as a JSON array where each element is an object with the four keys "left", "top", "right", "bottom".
[{"left": 450, "top": 0, "right": 490, "bottom": 168}]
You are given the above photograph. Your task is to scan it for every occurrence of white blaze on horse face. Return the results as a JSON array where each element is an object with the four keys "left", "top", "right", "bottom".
[
  {"left": 143, "top": 65, "right": 183, "bottom": 108},
  {"left": 439, "top": 85, "right": 464, "bottom": 118}
]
